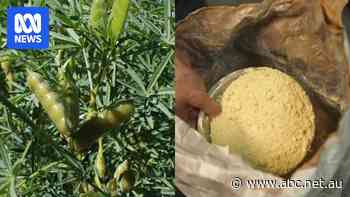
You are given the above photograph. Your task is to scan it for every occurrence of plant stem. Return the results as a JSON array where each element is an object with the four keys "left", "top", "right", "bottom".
[{"left": 0, "top": 89, "right": 35, "bottom": 128}]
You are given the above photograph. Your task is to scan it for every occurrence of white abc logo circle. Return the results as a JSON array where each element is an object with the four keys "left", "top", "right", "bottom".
[{"left": 14, "top": 13, "right": 41, "bottom": 34}]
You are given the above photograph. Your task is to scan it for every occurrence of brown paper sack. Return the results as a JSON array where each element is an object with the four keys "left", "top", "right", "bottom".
[{"left": 176, "top": 0, "right": 350, "bottom": 196}]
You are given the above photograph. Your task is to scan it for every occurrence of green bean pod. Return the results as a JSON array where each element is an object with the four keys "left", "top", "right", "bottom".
[
  {"left": 90, "top": 0, "right": 108, "bottom": 30},
  {"left": 27, "top": 70, "right": 71, "bottom": 136},
  {"left": 106, "top": 0, "right": 114, "bottom": 8},
  {"left": 1, "top": 58, "right": 14, "bottom": 90},
  {"left": 108, "top": 0, "right": 129, "bottom": 42},
  {"left": 98, "top": 103, "right": 133, "bottom": 129},
  {"left": 107, "top": 178, "right": 117, "bottom": 194},
  {"left": 71, "top": 103, "right": 134, "bottom": 152},
  {"left": 58, "top": 66, "right": 79, "bottom": 133},
  {"left": 80, "top": 191, "right": 104, "bottom": 197},
  {"left": 79, "top": 182, "right": 94, "bottom": 193},
  {"left": 95, "top": 138, "right": 106, "bottom": 178},
  {"left": 113, "top": 160, "right": 128, "bottom": 179},
  {"left": 112, "top": 160, "right": 134, "bottom": 192},
  {"left": 119, "top": 170, "right": 134, "bottom": 192},
  {"left": 94, "top": 174, "right": 103, "bottom": 190},
  {"left": 55, "top": 49, "right": 63, "bottom": 66}
]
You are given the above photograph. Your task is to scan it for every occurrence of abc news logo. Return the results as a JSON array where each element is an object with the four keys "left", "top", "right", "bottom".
[
  {"left": 7, "top": 7, "right": 49, "bottom": 49},
  {"left": 14, "top": 13, "right": 42, "bottom": 43}
]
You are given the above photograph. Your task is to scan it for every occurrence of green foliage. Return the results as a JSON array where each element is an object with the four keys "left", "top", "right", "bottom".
[{"left": 0, "top": 0, "right": 175, "bottom": 196}]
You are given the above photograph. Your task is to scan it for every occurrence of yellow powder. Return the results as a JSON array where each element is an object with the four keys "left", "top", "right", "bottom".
[{"left": 210, "top": 67, "right": 315, "bottom": 175}]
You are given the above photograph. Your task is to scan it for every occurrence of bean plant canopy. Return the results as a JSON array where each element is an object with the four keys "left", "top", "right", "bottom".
[{"left": 0, "top": 0, "right": 175, "bottom": 196}]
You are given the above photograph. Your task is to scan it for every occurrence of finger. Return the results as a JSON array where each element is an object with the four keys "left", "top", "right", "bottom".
[
  {"left": 188, "top": 107, "right": 199, "bottom": 129},
  {"left": 175, "top": 101, "right": 196, "bottom": 127},
  {"left": 187, "top": 90, "right": 221, "bottom": 118},
  {"left": 189, "top": 108, "right": 199, "bottom": 123},
  {"left": 176, "top": 109, "right": 197, "bottom": 128}
]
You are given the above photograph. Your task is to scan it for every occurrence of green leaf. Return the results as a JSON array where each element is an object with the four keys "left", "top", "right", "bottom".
[
  {"left": 147, "top": 50, "right": 173, "bottom": 93},
  {"left": 0, "top": 179, "right": 10, "bottom": 194},
  {"left": 156, "top": 101, "right": 173, "bottom": 119},
  {"left": 66, "top": 28, "right": 81, "bottom": 45},
  {"left": 156, "top": 87, "right": 174, "bottom": 96},
  {"left": 126, "top": 66, "right": 147, "bottom": 96},
  {"left": 29, "top": 161, "right": 61, "bottom": 179},
  {"left": 11, "top": 140, "right": 32, "bottom": 174},
  {"left": 54, "top": 147, "right": 85, "bottom": 174},
  {"left": 0, "top": 141, "right": 11, "bottom": 170},
  {"left": 51, "top": 32, "right": 80, "bottom": 45}
]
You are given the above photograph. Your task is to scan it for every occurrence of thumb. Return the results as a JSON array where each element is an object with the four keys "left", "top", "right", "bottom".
[{"left": 187, "top": 90, "right": 221, "bottom": 118}]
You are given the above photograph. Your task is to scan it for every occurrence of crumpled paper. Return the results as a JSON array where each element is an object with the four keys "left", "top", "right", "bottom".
[
  {"left": 176, "top": 111, "right": 350, "bottom": 197},
  {"left": 176, "top": 0, "right": 350, "bottom": 196}
]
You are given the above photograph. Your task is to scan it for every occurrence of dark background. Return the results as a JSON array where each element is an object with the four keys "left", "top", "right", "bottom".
[{"left": 175, "top": 0, "right": 262, "bottom": 22}]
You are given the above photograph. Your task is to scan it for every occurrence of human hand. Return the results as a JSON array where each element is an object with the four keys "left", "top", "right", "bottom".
[{"left": 175, "top": 51, "right": 221, "bottom": 128}]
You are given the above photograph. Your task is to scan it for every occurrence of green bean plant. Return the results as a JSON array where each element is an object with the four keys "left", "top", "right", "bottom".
[{"left": 0, "top": 0, "right": 175, "bottom": 196}]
